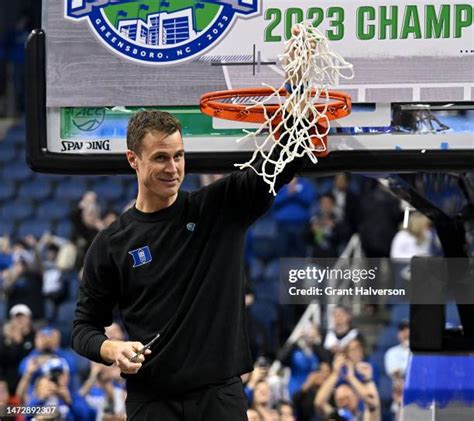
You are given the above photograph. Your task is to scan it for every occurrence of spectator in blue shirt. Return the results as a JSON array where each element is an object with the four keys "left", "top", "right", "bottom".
[
  {"left": 27, "top": 357, "right": 95, "bottom": 421},
  {"left": 18, "top": 327, "right": 78, "bottom": 390},
  {"left": 286, "top": 323, "right": 331, "bottom": 398}
]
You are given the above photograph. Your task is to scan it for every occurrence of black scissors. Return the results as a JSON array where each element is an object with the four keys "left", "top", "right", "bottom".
[{"left": 130, "top": 333, "right": 160, "bottom": 363}]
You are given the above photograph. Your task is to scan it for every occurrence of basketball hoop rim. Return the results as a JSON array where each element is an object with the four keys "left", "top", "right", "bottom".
[{"left": 200, "top": 87, "right": 352, "bottom": 124}]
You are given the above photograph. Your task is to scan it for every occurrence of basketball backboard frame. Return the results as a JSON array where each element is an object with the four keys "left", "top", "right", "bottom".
[{"left": 27, "top": 0, "right": 474, "bottom": 174}]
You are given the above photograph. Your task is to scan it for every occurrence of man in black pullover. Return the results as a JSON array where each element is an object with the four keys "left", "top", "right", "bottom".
[{"left": 72, "top": 29, "right": 311, "bottom": 421}]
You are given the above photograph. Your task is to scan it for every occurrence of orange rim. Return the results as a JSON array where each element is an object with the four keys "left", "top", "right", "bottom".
[
  {"left": 200, "top": 87, "right": 351, "bottom": 124},
  {"left": 200, "top": 87, "right": 351, "bottom": 157}
]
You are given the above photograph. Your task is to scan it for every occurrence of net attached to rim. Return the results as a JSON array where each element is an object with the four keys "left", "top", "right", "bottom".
[{"left": 200, "top": 22, "right": 354, "bottom": 195}]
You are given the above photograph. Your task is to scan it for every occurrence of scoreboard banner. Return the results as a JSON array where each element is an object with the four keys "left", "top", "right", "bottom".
[{"left": 44, "top": 0, "right": 474, "bottom": 107}]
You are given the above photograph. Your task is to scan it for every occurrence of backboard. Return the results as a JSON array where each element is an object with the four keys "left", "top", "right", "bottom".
[{"left": 27, "top": 0, "right": 474, "bottom": 174}]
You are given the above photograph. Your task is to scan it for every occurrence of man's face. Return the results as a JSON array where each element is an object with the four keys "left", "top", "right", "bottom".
[
  {"left": 334, "top": 174, "right": 348, "bottom": 191},
  {"left": 280, "top": 404, "right": 295, "bottom": 421},
  {"left": 253, "top": 381, "right": 270, "bottom": 406},
  {"left": 346, "top": 339, "right": 364, "bottom": 363},
  {"left": 128, "top": 130, "right": 185, "bottom": 203},
  {"left": 35, "top": 329, "right": 60, "bottom": 352},
  {"left": 12, "top": 313, "right": 31, "bottom": 331},
  {"left": 301, "top": 325, "right": 320, "bottom": 345},
  {"left": 334, "top": 384, "right": 358, "bottom": 412},
  {"left": 333, "top": 308, "right": 350, "bottom": 326},
  {"left": 320, "top": 196, "right": 335, "bottom": 214}
]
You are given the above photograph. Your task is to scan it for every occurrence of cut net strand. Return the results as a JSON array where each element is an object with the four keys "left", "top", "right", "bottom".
[{"left": 235, "top": 22, "right": 354, "bottom": 195}]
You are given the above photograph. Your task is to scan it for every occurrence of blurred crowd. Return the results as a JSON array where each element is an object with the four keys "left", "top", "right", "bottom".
[
  {"left": 241, "top": 306, "right": 412, "bottom": 421},
  {"left": 0, "top": 170, "right": 444, "bottom": 421},
  {"left": 0, "top": 314, "right": 127, "bottom": 420},
  {"left": 0, "top": 297, "right": 412, "bottom": 421}
]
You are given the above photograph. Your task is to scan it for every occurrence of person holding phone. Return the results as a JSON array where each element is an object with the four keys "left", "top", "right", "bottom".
[
  {"left": 315, "top": 354, "right": 381, "bottom": 421},
  {"left": 27, "top": 358, "right": 94, "bottom": 420}
]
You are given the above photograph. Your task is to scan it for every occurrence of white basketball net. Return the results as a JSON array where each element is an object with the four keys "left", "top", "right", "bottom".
[{"left": 235, "top": 22, "right": 354, "bottom": 195}]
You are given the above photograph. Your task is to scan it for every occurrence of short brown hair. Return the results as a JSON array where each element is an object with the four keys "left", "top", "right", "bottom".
[{"left": 127, "top": 110, "right": 181, "bottom": 155}]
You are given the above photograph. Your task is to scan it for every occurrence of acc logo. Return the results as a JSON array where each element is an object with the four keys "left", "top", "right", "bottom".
[
  {"left": 65, "top": 0, "right": 260, "bottom": 65},
  {"left": 72, "top": 108, "right": 106, "bottom": 132}
]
